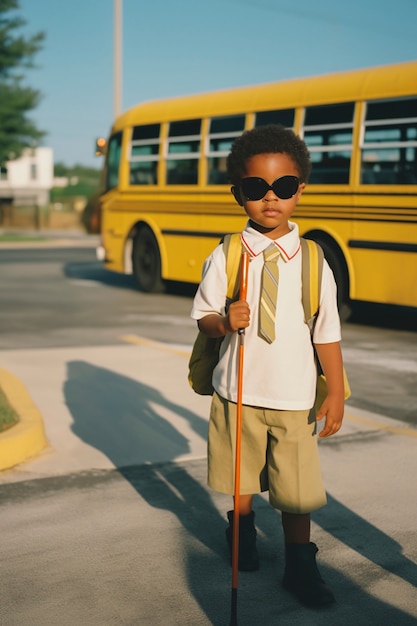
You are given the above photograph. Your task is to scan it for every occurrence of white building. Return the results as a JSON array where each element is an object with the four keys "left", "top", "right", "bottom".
[{"left": 0, "top": 147, "right": 54, "bottom": 208}]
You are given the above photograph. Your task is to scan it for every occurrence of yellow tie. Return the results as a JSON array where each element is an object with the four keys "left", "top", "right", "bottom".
[{"left": 259, "top": 244, "right": 280, "bottom": 343}]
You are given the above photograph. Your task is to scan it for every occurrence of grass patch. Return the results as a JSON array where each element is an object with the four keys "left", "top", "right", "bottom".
[
  {"left": 0, "top": 384, "right": 19, "bottom": 433},
  {"left": 0, "top": 234, "right": 47, "bottom": 243}
]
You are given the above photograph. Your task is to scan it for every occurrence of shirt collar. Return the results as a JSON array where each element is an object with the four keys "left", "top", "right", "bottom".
[{"left": 241, "top": 221, "right": 301, "bottom": 262}]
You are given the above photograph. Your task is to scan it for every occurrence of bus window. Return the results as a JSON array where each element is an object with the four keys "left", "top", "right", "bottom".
[
  {"left": 105, "top": 132, "right": 122, "bottom": 190},
  {"left": 361, "top": 97, "right": 417, "bottom": 185},
  {"left": 166, "top": 119, "right": 201, "bottom": 184},
  {"left": 302, "top": 102, "right": 354, "bottom": 184},
  {"left": 255, "top": 108, "right": 294, "bottom": 128},
  {"left": 207, "top": 115, "right": 245, "bottom": 184},
  {"left": 129, "top": 123, "right": 161, "bottom": 185}
]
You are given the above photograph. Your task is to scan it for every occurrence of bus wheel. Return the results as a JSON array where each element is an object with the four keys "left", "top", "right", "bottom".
[{"left": 132, "top": 226, "right": 165, "bottom": 293}]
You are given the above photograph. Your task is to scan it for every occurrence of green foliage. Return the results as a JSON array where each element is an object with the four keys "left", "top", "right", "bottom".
[
  {"left": 50, "top": 181, "right": 99, "bottom": 200},
  {"left": 50, "top": 163, "right": 103, "bottom": 232},
  {"left": 0, "top": 384, "right": 19, "bottom": 433},
  {"left": 51, "top": 162, "right": 102, "bottom": 200},
  {"left": 53, "top": 162, "right": 102, "bottom": 186},
  {"left": 0, "top": 0, "right": 45, "bottom": 166}
]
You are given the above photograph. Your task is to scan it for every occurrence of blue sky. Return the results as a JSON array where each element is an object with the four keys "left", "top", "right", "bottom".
[{"left": 17, "top": 0, "right": 417, "bottom": 169}]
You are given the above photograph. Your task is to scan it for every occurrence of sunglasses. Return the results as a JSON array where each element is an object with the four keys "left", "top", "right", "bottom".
[{"left": 240, "top": 175, "right": 300, "bottom": 201}]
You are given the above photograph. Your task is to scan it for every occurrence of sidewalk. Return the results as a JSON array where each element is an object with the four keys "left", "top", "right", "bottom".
[
  {"left": 0, "top": 228, "right": 99, "bottom": 249},
  {"left": 0, "top": 340, "right": 416, "bottom": 624}
]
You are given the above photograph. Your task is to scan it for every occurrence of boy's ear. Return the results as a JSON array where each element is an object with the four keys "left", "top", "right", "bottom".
[
  {"left": 231, "top": 185, "right": 244, "bottom": 206},
  {"left": 296, "top": 181, "right": 306, "bottom": 200}
]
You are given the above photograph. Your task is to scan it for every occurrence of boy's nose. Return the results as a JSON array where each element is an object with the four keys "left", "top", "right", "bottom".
[{"left": 263, "top": 189, "right": 279, "bottom": 200}]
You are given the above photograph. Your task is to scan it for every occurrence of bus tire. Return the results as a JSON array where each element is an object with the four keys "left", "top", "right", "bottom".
[
  {"left": 132, "top": 226, "right": 165, "bottom": 293},
  {"left": 305, "top": 233, "right": 350, "bottom": 319}
]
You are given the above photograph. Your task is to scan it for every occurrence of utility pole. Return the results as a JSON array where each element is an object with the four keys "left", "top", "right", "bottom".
[{"left": 114, "top": 0, "right": 122, "bottom": 118}]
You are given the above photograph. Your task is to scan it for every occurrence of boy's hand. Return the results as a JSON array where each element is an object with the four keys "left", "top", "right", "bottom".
[
  {"left": 197, "top": 302, "right": 250, "bottom": 338},
  {"left": 314, "top": 342, "right": 345, "bottom": 438},
  {"left": 227, "top": 300, "right": 250, "bottom": 333},
  {"left": 316, "top": 396, "right": 344, "bottom": 438}
]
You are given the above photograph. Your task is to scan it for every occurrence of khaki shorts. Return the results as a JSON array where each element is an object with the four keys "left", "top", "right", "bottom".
[{"left": 208, "top": 392, "right": 327, "bottom": 514}]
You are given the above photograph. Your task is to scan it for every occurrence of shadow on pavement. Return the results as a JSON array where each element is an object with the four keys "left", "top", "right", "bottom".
[
  {"left": 66, "top": 360, "right": 208, "bottom": 465},
  {"left": 65, "top": 361, "right": 417, "bottom": 624},
  {"left": 64, "top": 261, "right": 138, "bottom": 291},
  {"left": 64, "top": 260, "right": 198, "bottom": 297},
  {"left": 314, "top": 493, "right": 417, "bottom": 588},
  {"left": 347, "top": 301, "right": 417, "bottom": 333}
]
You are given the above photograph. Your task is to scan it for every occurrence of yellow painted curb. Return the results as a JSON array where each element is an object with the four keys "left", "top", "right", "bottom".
[{"left": 0, "top": 367, "right": 48, "bottom": 471}]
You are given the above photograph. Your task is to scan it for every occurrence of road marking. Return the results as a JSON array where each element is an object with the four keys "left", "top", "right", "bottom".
[
  {"left": 343, "top": 412, "right": 417, "bottom": 439},
  {"left": 120, "top": 334, "right": 417, "bottom": 439},
  {"left": 120, "top": 334, "right": 191, "bottom": 358},
  {"left": 123, "top": 314, "right": 195, "bottom": 326}
]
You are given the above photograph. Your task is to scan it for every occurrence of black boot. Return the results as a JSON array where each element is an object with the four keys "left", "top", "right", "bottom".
[
  {"left": 225, "top": 510, "right": 259, "bottom": 572},
  {"left": 282, "top": 542, "right": 335, "bottom": 607}
]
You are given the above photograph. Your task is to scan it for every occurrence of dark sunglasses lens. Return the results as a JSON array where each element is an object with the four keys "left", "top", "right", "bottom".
[
  {"left": 241, "top": 176, "right": 299, "bottom": 200},
  {"left": 240, "top": 178, "right": 269, "bottom": 200},
  {"left": 272, "top": 176, "right": 300, "bottom": 199}
]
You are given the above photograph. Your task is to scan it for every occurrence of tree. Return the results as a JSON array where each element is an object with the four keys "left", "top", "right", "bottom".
[{"left": 0, "top": 0, "right": 45, "bottom": 166}]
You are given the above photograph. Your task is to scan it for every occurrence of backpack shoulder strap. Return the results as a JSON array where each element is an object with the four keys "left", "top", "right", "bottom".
[
  {"left": 300, "top": 238, "right": 324, "bottom": 323},
  {"left": 223, "top": 233, "right": 243, "bottom": 300}
]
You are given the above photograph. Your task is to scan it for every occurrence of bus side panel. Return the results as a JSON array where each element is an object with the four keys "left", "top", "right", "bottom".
[
  {"left": 121, "top": 197, "right": 247, "bottom": 283},
  {"left": 100, "top": 192, "right": 129, "bottom": 273},
  {"left": 349, "top": 247, "right": 417, "bottom": 307}
]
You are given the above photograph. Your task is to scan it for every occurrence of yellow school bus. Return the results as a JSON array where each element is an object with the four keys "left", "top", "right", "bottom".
[{"left": 96, "top": 60, "right": 417, "bottom": 310}]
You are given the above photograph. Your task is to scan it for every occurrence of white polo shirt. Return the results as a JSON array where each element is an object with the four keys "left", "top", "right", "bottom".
[{"left": 191, "top": 222, "right": 341, "bottom": 410}]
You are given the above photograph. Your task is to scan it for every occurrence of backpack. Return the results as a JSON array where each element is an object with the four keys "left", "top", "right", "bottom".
[{"left": 188, "top": 234, "right": 350, "bottom": 412}]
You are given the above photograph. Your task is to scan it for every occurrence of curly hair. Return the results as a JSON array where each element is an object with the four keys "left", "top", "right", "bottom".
[{"left": 226, "top": 124, "right": 311, "bottom": 185}]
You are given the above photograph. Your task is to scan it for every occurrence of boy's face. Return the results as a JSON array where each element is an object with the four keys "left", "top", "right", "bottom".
[{"left": 233, "top": 152, "right": 305, "bottom": 239}]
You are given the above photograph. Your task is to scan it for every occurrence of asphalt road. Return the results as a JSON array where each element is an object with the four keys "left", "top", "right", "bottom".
[{"left": 0, "top": 243, "right": 416, "bottom": 424}]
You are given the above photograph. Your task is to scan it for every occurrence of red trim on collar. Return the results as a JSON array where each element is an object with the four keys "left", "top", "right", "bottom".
[
  {"left": 276, "top": 241, "right": 301, "bottom": 261},
  {"left": 241, "top": 234, "right": 301, "bottom": 261},
  {"left": 241, "top": 234, "right": 257, "bottom": 257}
]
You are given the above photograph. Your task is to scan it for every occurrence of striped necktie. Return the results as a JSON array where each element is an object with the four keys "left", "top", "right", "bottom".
[{"left": 259, "top": 244, "right": 280, "bottom": 343}]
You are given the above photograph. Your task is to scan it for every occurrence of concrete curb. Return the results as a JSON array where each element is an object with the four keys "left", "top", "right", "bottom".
[{"left": 0, "top": 367, "right": 48, "bottom": 471}]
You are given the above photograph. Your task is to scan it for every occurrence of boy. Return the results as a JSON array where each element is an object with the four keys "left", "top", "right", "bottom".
[{"left": 191, "top": 125, "right": 345, "bottom": 608}]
